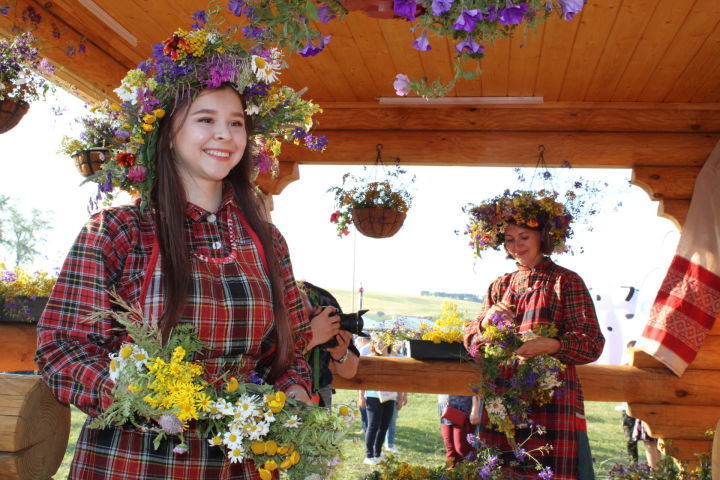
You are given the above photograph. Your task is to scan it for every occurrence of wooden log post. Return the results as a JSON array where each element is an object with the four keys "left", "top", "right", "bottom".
[{"left": 0, "top": 374, "right": 70, "bottom": 480}]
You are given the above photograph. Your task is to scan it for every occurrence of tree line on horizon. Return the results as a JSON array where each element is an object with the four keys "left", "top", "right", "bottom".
[{"left": 419, "top": 291, "right": 484, "bottom": 303}]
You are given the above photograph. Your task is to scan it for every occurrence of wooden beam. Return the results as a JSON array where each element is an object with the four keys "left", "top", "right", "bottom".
[
  {"left": 254, "top": 162, "right": 300, "bottom": 195},
  {"left": 659, "top": 439, "right": 712, "bottom": 465},
  {"left": 627, "top": 404, "right": 720, "bottom": 439},
  {"left": 333, "top": 357, "right": 720, "bottom": 406},
  {"left": 316, "top": 103, "right": 720, "bottom": 133},
  {"left": 659, "top": 199, "right": 690, "bottom": 230},
  {"left": 0, "top": 0, "right": 130, "bottom": 103},
  {"left": 631, "top": 166, "right": 701, "bottom": 199},
  {"left": 281, "top": 131, "right": 719, "bottom": 168},
  {"left": 631, "top": 338, "right": 720, "bottom": 371}
]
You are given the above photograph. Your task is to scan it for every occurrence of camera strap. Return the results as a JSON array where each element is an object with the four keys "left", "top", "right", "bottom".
[{"left": 307, "top": 347, "right": 321, "bottom": 405}]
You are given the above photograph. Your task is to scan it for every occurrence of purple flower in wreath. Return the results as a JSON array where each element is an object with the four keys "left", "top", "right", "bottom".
[
  {"left": 412, "top": 31, "right": 431, "bottom": 52},
  {"left": 299, "top": 35, "right": 331, "bottom": 57},
  {"left": 453, "top": 8, "right": 483, "bottom": 32},
  {"left": 455, "top": 38, "right": 484, "bottom": 55},
  {"left": 497, "top": 3, "right": 528, "bottom": 26},
  {"left": 191, "top": 10, "right": 207, "bottom": 29},
  {"left": 557, "top": 0, "right": 584, "bottom": 20},
  {"left": 228, "top": 0, "right": 245, "bottom": 16},
  {"left": 431, "top": 0, "right": 454, "bottom": 16},
  {"left": 317, "top": 5, "right": 336, "bottom": 24},
  {"left": 393, "top": 0, "right": 418, "bottom": 21}
]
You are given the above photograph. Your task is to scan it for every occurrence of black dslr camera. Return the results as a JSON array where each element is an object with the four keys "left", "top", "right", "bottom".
[{"left": 321, "top": 309, "right": 370, "bottom": 349}]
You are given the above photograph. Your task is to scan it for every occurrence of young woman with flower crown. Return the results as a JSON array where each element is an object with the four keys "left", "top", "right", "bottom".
[
  {"left": 34, "top": 9, "right": 327, "bottom": 480},
  {"left": 464, "top": 190, "right": 605, "bottom": 480}
]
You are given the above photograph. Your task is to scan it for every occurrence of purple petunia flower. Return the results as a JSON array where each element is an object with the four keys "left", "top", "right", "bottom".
[
  {"left": 78, "top": 43, "right": 86, "bottom": 54},
  {"left": 0, "top": 6, "right": 10, "bottom": 15},
  {"left": 191, "top": 9, "right": 207, "bottom": 29},
  {"left": 453, "top": 8, "right": 483, "bottom": 32},
  {"left": 412, "top": 31, "right": 431, "bottom": 51},
  {"left": 299, "top": 35, "right": 331, "bottom": 57},
  {"left": 38, "top": 58, "right": 55, "bottom": 74},
  {"left": 304, "top": 134, "right": 328, "bottom": 151},
  {"left": 455, "top": 37, "right": 484, "bottom": 54},
  {"left": 228, "top": 0, "right": 245, "bottom": 16},
  {"left": 393, "top": 0, "right": 417, "bottom": 21},
  {"left": 497, "top": 3, "right": 529, "bottom": 26},
  {"left": 431, "top": 0, "right": 453, "bottom": 16},
  {"left": 317, "top": 5, "right": 336, "bottom": 24},
  {"left": 557, "top": 0, "right": 583, "bottom": 20},
  {"left": 393, "top": 73, "right": 411, "bottom": 96}
]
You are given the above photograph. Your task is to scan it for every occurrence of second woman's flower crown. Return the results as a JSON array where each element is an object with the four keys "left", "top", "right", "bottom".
[
  {"left": 465, "top": 189, "right": 574, "bottom": 256},
  {"left": 89, "top": 6, "right": 326, "bottom": 208}
]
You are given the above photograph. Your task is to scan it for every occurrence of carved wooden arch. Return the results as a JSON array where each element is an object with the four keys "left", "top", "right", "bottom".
[{"left": 630, "top": 165, "right": 701, "bottom": 230}]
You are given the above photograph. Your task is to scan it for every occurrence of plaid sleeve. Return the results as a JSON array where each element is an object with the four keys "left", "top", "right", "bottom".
[
  {"left": 555, "top": 273, "right": 605, "bottom": 365},
  {"left": 34, "top": 208, "right": 138, "bottom": 416},
  {"left": 269, "top": 226, "right": 311, "bottom": 393},
  {"left": 463, "top": 280, "right": 500, "bottom": 347}
]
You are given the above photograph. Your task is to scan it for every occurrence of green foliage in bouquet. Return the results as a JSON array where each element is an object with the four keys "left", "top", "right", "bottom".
[{"left": 86, "top": 292, "right": 358, "bottom": 480}]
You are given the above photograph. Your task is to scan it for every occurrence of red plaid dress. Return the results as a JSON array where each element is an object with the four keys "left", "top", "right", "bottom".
[
  {"left": 35, "top": 188, "right": 311, "bottom": 479},
  {"left": 465, "top": 258, "right": 604, "bottom": 480}
]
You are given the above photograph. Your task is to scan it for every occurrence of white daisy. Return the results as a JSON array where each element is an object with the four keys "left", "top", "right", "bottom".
[
  {"left": 245, "top": 104, "right": 260, "bottom": 116},
  {"left": 283, "top": 415, "right": 302, "bottom": 428},
  {"left": 251, "top": 55, "right": 280, "bottom": 83},
  {"left": 228, "top": 446, "right": 244, "bottom": 464},
  {"left": 235, "top": 394, "right": 260, "bottom": 419},
  {"left": 207, "top": 435, "right": 223, "bottom": 447},
  {"left": 263, "top": 410, "right": 276, "bottom": 423},
  {"left": 223, "top": 429, "right": 244, "bottom": 449}
]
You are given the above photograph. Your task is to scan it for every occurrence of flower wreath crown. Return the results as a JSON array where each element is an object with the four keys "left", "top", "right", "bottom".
[
  {"left": 465, "top": 189, "right": 574, "bottom": 256},
  {"left": 89, "top": 5, "right": 326, "bottom": 208}
]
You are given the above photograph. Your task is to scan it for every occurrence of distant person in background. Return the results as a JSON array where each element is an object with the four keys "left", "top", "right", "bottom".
[
  {"left": 297, "top": 281, "right": 359, "bottom": 407},
  {"left": 438, "top": 394, "right": 479, "bottom": 466},
  {"left": 355, "top": 335, "right": 371, "bottom": 434},
  {"left": 385, "top": 342, "right": 407, "bottom": 454},
  {"left": 360, "top": 340, "right": 399, "bottom": 465}
]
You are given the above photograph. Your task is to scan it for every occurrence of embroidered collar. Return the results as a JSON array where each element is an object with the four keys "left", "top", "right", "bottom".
[
  {"left": 516, "top": 256, "right": 554, "bottom": 272},
  {"left": 184, "top": 184, "right": 236, "bottom": 222}
]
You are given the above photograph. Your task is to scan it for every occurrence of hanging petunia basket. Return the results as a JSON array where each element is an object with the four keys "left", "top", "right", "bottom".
[
  {"left": 0, "top": 98, "right": 30, "bottom": 134},
  {"left": 72, "top": 148, "right": 111, "bottom": 177},
  {"left": 351, "top": 207, "right": 406, "bottom": 239}
]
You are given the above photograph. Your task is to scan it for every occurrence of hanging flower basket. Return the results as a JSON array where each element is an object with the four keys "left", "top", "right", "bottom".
[
  {"left": 351, "top": 207, "right": 406, "bottom": 239},
  {"left": 0, "top": 295, "right": 49, "bottom": 324},
  {"left": 72, "top": 148, "right": 111, "bottom": 177},
  {"left": 0, "top": 98, "right": 30, "bottom": 134}
]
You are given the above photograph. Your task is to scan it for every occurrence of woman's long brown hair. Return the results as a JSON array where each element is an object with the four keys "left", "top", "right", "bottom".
[{"left": 150, "top": 85, "right": 294, "bottom": 383}]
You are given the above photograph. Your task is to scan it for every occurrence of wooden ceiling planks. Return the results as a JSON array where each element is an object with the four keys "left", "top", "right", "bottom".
[
  {"left": 611, "top": 0, "right": 695, "bottom": 102},
  {"left": 664, "top": 19, "right": 720, "bottom": 103},
  {"left": 533, "top": 14, "right": 580, "bottom": 101},
  {"left": 692, "top": 62, "right": 720, "bottom": 103},
  {"left": 560, "top": 0, "right": 622, "bottom": 101},
  {"left": 479, "top": 37, "right": 511, "bottom": 96},
  {"left": 377, "top": 18, "right": 429, "bottom": 94},
  {"left": 638, "top": 0, "right": 720, "bottom": 102},
  {"left": 584, "top": 0, "right": 657, "bottom": 102},
  {"left": 507, "top": 23, "right": 545, "bottom": 97},
  {"left": 342, "top": 14, "right": 398, "bottom": 99}
]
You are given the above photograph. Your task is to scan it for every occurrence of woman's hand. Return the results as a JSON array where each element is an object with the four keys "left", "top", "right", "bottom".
[
  {"left": 286, "top": 385, "right": 312, "bottom": 406},
  {"left": 480, "top": 301, "right": 516, "bottom": 329},
  {"left": 326, "top": 330, "right": 351, "bottom": 361},
  {"left": 305, "top": 306, "right": 340, "bottom": 351},
  {"left": 515, "top": 337, "right": 560, "bottom": 360}
]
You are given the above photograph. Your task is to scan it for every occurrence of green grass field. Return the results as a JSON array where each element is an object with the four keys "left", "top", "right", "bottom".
[
  {"left": 56, "top": 396, "right": 641, "bottom": 479},
  {"left": 325, "top": 289, "right": 483, "bottom": 323}
]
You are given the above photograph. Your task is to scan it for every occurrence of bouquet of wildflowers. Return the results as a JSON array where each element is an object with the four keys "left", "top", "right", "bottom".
[
  {"left": 88, "top": 293, "right": 359, "bottom": 480},
  {"left": 471, "top": 313, "right": 565, "bottom": 445},
  {"left": 58, "top": 102, "right": 124, "bottom": 156}
]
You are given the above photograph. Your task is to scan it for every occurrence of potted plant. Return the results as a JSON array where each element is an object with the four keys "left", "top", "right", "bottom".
[
  {"left": 59, "top": 102, "right": 123, "bottom": 177},
  {"left": 329, "top": 160, "right": 414, "bottom": 239},
  {"left": 0, "top": 264, "right": 56, "bottom": 324},
  {"left": 404, "top": 301, "right": 470, "bottom": 361},
  {"left": 0, "top": 30, "right": 54, "bottom": 133}
]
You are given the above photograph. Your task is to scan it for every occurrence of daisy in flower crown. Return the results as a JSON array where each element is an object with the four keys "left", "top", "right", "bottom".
[{"left": 36, "top": 5, "right": 323, "bottom": 479}]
